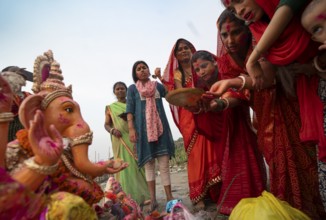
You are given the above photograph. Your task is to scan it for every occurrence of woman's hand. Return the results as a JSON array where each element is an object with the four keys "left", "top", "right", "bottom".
[
  {"left": 29, "top": 110, "right": 63, "bottom": 166},
  {"left": 209, "top": 99, "right": 226, "bottom": 112},
  {"left": 246, "top": 60, "right": 264, "bottom": 90},
  {"left": 105, "top": 161, "right": 129, "bottom": 174},
  {"left": 154, "top": 67, "right": 162, "bottom": 80},
  {"left": 112, "top": 128, "right": 122, "bottom": 138},
  {"left": 0, "top": 75, "right": 13, "bottom": 113},
  {"left": 207, "top": 79, "right": 233, "bottom": 97},
  {"left": 129, "top": 128, "right": 137, "bottom": 143}
]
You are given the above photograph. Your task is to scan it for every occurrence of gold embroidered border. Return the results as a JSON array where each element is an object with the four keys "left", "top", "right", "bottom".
[
  {"left": 186, "top": 130, "right": 198, "bottom": 156},
  {"left": 191, "top": 175, "right": 222, "bottom": 204}
]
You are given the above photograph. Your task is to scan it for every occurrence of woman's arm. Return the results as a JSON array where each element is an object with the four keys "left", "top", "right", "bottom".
[
  {"left": 247, "top": 5, "right": 293, "bottom": 89},
  {"left": 104, "top": 106, "right": 113, "bottom": 133},
  {"left": 127, "top": 113, "right": 137, "bottom": 143},
  {"left": 104, "top": 107, "right": 122, "bottom": 138},
  {"left": 209, "top": 61, "right": 276, "bottom": 97}
]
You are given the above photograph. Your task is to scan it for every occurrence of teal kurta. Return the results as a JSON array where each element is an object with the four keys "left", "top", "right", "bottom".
[{"left": 126, "top": 83, "right": 175, "bottom": 167}]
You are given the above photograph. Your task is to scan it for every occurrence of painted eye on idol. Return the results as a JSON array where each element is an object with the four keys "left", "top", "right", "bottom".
[{"left": 65, "top": 107, "right": 73, "bottom": 113}]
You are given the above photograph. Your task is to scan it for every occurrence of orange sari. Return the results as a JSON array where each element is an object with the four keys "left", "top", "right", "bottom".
[{"left": 162, "top": 39, "right": 223, "bottom": 204}]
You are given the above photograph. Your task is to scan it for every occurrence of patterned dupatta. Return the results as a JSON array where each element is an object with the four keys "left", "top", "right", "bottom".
[{"left": 136, "top": 80, "right": 163, "bottom": 142}]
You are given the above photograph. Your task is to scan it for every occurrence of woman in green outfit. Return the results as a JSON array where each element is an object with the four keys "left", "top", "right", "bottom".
[{"left": 104, "top": 81, "right": 150, "bottom": 204}]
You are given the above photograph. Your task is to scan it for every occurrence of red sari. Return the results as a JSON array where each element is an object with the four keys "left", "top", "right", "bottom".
[
  {"left": 217, "top": 26, "right": 325, "bottom": 218},
  {"left": 201, "top": 58, "right": 266, "bottom": 214},
  {"left": 250, "top": 0, "right": 326, "bottom": 162}
]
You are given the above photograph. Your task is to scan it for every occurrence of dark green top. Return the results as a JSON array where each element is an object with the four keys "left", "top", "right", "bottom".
[{"left": 278, "top": 0, "right": 309, "bottom": 14}]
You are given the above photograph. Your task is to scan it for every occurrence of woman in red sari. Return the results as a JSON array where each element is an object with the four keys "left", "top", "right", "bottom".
[
  {"left": 155, "top": 39, "right": 223, "bottom": 211},
  {"left": 192, "top": 50, "right": 266, "bottom": 215},
  {"left": 222, "top": 0, "right": 326, "bottom": 167},
  {"left": 210, "top": 9, "right": 326, "bottom": 219}
]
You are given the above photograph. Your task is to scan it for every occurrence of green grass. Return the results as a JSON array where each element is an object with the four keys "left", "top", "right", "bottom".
[{"left": 170, "top": 138, "right": 187, "bottom": 168}]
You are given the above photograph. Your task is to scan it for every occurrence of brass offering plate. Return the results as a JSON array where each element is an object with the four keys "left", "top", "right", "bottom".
[{"left": 165, "top": 88, "right": 204, "bottom": 107}]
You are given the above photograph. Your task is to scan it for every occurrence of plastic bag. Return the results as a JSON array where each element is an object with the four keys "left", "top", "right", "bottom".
[
  {"left": 229, "top": 191, "right": 311, "bottom": 220},
  {"left": 163, "top": 202, "right": 195, "bottom": 220}
]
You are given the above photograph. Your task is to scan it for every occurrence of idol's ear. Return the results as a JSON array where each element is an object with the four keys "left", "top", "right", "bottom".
[{"left": 19, "top": 94, "right": 44, "bottom": 129}]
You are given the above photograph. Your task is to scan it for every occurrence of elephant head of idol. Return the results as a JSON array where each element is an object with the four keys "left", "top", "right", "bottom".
[{"left": 19, "top": 50, "right": 92, "bottom": 148}]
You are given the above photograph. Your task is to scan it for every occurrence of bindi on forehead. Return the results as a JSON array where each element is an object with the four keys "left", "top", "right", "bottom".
[
  {"left": 316, "top": 13, "right": 326, "bottom": 20},
  {"left": 226, "top": 24, "right": 231, "bottom": 32}
]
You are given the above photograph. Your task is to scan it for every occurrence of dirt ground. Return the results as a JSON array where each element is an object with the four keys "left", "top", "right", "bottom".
[{"left": 142, "top": 167, "right": 229, "bottom": 220}]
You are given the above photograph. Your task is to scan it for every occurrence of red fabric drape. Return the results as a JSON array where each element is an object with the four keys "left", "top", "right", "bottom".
[{"left": 250, "top": 0, "right": 326, "bottom": 161}]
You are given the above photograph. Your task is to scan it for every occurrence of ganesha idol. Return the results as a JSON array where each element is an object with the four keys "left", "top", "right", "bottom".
[{"left": 5, "top": 50, "right": 128, "bottom": 205}]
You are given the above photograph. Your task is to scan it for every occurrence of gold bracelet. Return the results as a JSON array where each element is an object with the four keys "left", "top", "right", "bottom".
[
  {"left": 110, "top": 128, "right": 115, "bottom": 133},
  {"left": 0, "top": 112, "right": 14, "bottom": 123},
  {"left": 24, "top": 156, "right": 59, "bottom": 175}
]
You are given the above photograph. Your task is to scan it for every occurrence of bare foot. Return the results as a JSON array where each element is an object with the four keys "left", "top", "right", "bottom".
[
  {"left": 149, "top": 200, "right": 158, "bottom": 213},
  {"left": 193, "top": 200, "right": 205, "bottom": 212}
]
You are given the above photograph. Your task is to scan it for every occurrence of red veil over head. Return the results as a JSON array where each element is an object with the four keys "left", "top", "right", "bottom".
[
  {"left": 162, "top": 38, "right": 196, "bottom": 128},
  {"left": 245, "top": 0, "right": 326, "bottom": 160},
  {"left": 250, "top": 0, "right": 315, "bottom": 64},
  {"left": 162, "top": 38, "right": 197, "bottom": 90}
]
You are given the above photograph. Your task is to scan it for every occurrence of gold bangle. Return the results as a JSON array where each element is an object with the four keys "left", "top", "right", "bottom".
[
  {"left": 24, "top": 156, "right": 59, "bottom": 175},
  {"left": 110, "top": 128, "right": 115, "bottom": 133},
  {"left": 0, "top": 112, "right": 14, "bottom": 123}
]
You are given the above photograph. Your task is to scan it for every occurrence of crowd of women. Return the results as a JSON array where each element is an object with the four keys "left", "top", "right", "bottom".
[
  {"left": 107, "top": 0, "right": 326, "bottom": 219},
  {"left": 2, "top": 0, "right": 326, "bottom": 219}
]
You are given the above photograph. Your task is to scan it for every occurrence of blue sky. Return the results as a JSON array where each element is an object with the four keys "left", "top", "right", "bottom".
[{"left": 0, "top": 0, "right": 224, "bottom": 161}]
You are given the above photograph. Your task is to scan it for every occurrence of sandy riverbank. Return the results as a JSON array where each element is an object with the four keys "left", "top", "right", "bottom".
[{"left": 144, "top": 167, "right": 229, "bottom": 220}]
